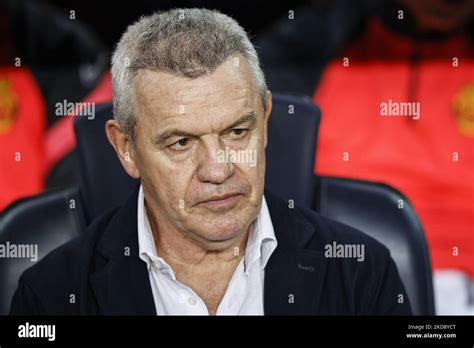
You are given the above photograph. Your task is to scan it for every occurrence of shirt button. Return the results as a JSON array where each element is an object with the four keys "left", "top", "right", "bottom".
[{"left": 188, "top": 297, "right": 197, "bottom": 306}]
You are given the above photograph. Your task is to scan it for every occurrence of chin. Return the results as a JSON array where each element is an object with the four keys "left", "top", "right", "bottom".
[
  {"left": 192, "top": 214, "right": 249, "bottom": 244},
  {"left": 182, "top": 197, "right": 260, "bottom": 245}
]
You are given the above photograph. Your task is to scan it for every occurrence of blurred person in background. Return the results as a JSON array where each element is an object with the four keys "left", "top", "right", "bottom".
[
  {"left": 258, "top": 0, "right": 474, "bottom": 314},
  {"left": 0, "top": 0, "right": 111, "bottom": 211}
]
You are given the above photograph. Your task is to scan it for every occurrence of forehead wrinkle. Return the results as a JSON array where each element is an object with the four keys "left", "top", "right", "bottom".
[
  {"left": 173, "top": 77, "right": 248, "bottom": 106},
  {"left": 166, "top": 85, "right": 253, "bottom": 127},
  {"left": 167, "top": 55, "right": 255, "bottom": 105}
]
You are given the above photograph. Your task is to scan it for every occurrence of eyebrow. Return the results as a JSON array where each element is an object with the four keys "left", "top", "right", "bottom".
[{"left": 154, "top": 111, "right": 257, "bottom": 146}]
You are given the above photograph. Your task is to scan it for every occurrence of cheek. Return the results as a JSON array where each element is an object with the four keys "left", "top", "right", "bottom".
[
  {"left": 139, "top": 150, "right": 196, "bottom": 208},
  {"left": 251, "top": 133, "right": 266, "bottom": 174},
  {"left": 158, "top": 166, "right": 196, "bottom": 210},
  {"left": 236, "top": 149, "right": 265, "bottom": 193},
  {"left": 238, "top": 131, "right": 266, "bottom": 192}
]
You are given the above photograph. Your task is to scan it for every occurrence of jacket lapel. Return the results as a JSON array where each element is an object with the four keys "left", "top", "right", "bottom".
[
  {"left": 264, "top": 192, "right": 327, "bottom": 315},
  {"left": 89, "top": 186, "right": 156, "bottom": 315}
]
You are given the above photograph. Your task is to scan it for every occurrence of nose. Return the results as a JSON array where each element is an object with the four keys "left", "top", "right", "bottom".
[{"left": 196, "top": 136, "right": 234, "bottom": 184}]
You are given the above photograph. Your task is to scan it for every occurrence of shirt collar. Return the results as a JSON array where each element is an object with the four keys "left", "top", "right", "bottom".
[
  {"left": 243, "top": 195, "right": 278, "bottom": 274},
  {"left": 137, "top": 185, "right": 277, "bottom": 273},
  {"left": 137, "top": 186, "right": 174, "bottom": 276}
]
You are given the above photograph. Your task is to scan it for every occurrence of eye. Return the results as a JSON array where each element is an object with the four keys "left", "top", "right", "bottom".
[
  {"left": 228, "top": 129, "right": 248, "bottom": 139},
  {"left": 169, "top": 138, "right": 192, "bottom": 151}
]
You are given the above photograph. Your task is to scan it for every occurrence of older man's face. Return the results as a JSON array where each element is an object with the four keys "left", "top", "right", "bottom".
[{"left": 130, "top": 56, "right": 271, "bottom": 248}]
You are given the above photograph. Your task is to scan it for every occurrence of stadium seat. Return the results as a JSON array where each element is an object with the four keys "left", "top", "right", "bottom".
[{"left": 315, "top": 176, "right": 434, "bottom": 315}]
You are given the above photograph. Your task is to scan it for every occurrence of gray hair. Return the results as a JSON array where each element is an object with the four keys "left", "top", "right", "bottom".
[{"left": 111, "top": 8, "right": 267, "bottom": 142}]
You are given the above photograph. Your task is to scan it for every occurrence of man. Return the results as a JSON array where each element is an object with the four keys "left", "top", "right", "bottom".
[{"left": 10, "top": 8, "right": 411, "bottom": 315}]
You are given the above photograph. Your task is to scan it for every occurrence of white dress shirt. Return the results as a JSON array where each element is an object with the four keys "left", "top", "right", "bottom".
[{"left": 137, "top": 186, "right": 278, "bottom": 315}]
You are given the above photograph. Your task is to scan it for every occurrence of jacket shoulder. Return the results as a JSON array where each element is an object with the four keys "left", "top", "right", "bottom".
[
  {"left": 266, "top": 192, "right": 411, "bottom": 314},
  {"left": 300, "top": 204, "right": 391, "bottom": 256},
  {"left": 266, "top": 191, "right": 390, "bottom": 255},
  {"left": 296, "top": 205, "right": 412, "bottom": 315}
]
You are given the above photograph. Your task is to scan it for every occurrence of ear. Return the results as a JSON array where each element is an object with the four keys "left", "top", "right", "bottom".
[
  {"left": 105, "top": 119, "right": 140, "bottom": 179},
  {"left": 263, "top": 90, "right": 272, "bottom": 148}
]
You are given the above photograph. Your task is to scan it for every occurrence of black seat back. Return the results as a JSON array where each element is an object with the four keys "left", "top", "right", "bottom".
[
  {"left": 0, "top": 188, "right": 84, "bottom": 314},
  {"left": 315, "top": 176, "right": 435, "bottom": 315}
]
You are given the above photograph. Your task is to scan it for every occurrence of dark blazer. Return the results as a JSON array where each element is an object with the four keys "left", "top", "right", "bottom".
[{"left": 10, "top": 188, "right": 412, "bottom": 315}]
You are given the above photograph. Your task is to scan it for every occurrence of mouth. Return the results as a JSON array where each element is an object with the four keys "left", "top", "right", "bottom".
[{"left": 197, "top": 193, "right": 242, "bottom": 211}]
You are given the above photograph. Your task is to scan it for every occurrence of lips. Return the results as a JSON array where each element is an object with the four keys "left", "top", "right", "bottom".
[
  {"left": 197, "top": 192, "right": 242, "bottom": 211},
  {"left": 199, "top": 192, "right": 241, "bottom": 204}
]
